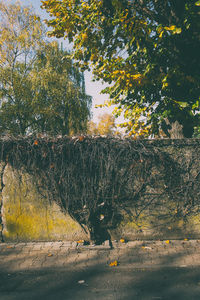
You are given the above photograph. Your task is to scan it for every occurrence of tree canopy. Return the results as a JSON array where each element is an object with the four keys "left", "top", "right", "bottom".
[
  {"left": 0, "top": 1, "right": 91, "bottom": 136},
  {"left": 42, "top": 0, "right": 200, "bottom": 137},
  {"left": 30, "top": 41, "right": 92, "bottom": 135}
]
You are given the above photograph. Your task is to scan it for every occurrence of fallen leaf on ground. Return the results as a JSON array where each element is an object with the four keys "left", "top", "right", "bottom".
[
  {"left": 47, "top": 253, "right": 53, "bottom": 257},
  {"left": 77, "top": 240, "right": 84, "bottom": 244},
  {"left": 142, "top": 246, "right": 152, "bottom": 250},
  {"left": 78, "top": 280, "right": 85, "bottom": 284},
  {"left": 98, "top": 202, "right": 105, "bottom": 207},
  {"left": 109, "top": 260, "right": 118, "bottom": 267}
]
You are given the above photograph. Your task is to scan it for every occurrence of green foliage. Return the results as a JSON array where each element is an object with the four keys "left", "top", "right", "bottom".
[
  {"left": 42, "top": 0, "right": 200, "bottom": 137},
  {"left": 0, "top": 1, "right": 91, "bottom": 136},
  {"left": 30, "top": 42, "right": 92, "bottom": 135},
  {"left": 193, "top": 126, "right": 200, "bottom": 138},
  {"left": 0, "top": 1, "right": 45, "bottom": 135}
]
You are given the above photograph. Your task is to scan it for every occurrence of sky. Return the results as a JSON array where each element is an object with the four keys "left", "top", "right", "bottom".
[{"left": 12, "top": 0, "right": 119, "bottom": 124}]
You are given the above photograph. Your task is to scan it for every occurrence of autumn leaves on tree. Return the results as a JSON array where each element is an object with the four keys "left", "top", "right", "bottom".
[
  {"left": 88, "top": 113, "right": 118, "bottom": 136},
  {"left": 42, "top": 0, "right": 200, "bottom": 138},
  {"left": 0, "top": 0, "right": 199, "bottom": 138}
]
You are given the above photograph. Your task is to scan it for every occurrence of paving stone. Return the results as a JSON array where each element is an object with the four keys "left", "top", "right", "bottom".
[{"left": 1, "top": 240, "right": 200, "bottom": 272}]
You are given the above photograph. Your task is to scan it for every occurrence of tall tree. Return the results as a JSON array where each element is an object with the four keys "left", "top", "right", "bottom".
[
  {"left": 0, "top": 1, "right": 45, "bottom": 135},
  {"left": 30, "top": 41, "right": 92, "bottom": 135},
  {"left": 42, "top": 0, "right": 200, "bottom": 137},
  {"left": 0, "top": 2, "right": 91, "bottom": 135}
]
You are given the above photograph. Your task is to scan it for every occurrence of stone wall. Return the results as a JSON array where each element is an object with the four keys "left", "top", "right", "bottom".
[
  {"left": 0, "top": 138, "right": 200, "bottom": 242},
  {"left": 113, "top": 139, "right": 200, "bottom": 240},
  {"left": 0, "top": 165, "right": 87, "bottom": 242}
]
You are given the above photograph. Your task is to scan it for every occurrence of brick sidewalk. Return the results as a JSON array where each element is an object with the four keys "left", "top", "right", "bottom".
[{"left": 1, "top": 239, "right": 199, "bottom": 272}]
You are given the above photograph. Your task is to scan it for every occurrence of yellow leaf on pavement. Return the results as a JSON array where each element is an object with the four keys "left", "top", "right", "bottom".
[
  {"left": 77, "top": 240, "right": 84, "bottom": 244},
  {"left": 109, "top": 260, "right": 118, "bottom": 267}
]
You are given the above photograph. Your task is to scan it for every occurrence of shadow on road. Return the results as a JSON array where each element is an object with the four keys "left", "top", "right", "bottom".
[{"left": 1, "top": 241, "right": 200, "bottom": 300}]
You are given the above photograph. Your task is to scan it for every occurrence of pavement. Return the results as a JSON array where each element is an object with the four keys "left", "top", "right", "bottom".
[{"left": 1, "top": 240, "right": 200, "bottom": 300}]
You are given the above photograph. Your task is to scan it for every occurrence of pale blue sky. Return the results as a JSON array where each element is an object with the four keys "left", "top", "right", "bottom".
[{"left": 12, "top": 0, "right": 118, "bottom": 123}]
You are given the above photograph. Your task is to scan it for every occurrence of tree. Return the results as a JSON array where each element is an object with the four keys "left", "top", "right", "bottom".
[
  {"left": 0, "top": 2, "right": 91, "bottom": 135},
  {"left": 0, "top": 1, "right": 45, "bottom": 135},
  {"left": 30, "top": 41, "right": 92, "bottom": 135},
  {"left": 42, "top": 0, "right": 200, "bottom": 137},
  {"left": 88, "top": 113, "right": 116, "bottom": 135}
]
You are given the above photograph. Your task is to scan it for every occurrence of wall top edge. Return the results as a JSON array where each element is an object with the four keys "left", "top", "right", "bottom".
[{"left": 0, "top": 135, "right": 199, "bottom": 146}]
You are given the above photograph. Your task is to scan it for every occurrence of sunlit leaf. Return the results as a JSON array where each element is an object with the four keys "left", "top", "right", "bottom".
[{"left": 109, "top": 260, "right": 118, "bottom": 267}]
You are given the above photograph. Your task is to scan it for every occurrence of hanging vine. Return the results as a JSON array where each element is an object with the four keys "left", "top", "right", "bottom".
[{"left": 0, "top": 136, "right": 200, "bottom": 244}]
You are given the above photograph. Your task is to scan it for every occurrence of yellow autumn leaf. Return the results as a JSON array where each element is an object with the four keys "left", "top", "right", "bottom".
[
  {"left": 109, "top": 260, "right": 118, "bottom": 267},
  {"left": 131, "top": 74, "right": 142, "bottom": 80},
  {"left": 82, "top": 33, "right": 87, "bottom": 42},
  {"left": 77, "top": 240, "right": 84, "bottom": 243},
  {"left": 164, "top": 25, "right": 176, "bottom": 31},
  {"left": 173, "top": 28, "right": 182, "bottom": 34},
  {"left": 100, "top": 214, "right": 104, "bottom": 220},
  {"left": 91, "top": 53, "right": 97, "bottom": 61},
  {"left": 159, "top": 30, "right": 164, "bottom": 38}
]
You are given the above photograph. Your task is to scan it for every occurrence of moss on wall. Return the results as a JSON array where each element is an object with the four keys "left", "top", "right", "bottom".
[
  {"left": 2, "top": 165, "right": 88, "bottom": 242},
  {"left": 0, "top": 138, "right": 200, "bottom": 242},
  {"left": 110, "top": 212, "right": 200, "bottom": 240}
]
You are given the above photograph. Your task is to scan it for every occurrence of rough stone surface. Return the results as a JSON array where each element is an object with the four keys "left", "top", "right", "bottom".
[{"left": 1, "top": 165, "right": 88, "bottom": 242}]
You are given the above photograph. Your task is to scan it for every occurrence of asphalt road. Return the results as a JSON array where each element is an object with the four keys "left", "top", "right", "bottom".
[{"left": 1, "top": 266, "right": 200, "bottom": 300}]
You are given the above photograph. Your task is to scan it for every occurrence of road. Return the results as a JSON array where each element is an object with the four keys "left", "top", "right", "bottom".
[{"left": 1, "top": 240, "right": 200, "bottom": 300}]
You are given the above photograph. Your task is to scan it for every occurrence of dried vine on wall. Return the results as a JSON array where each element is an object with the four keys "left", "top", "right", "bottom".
[{"left": 0, "top": 136, "right": 200, "bottom": 244}]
